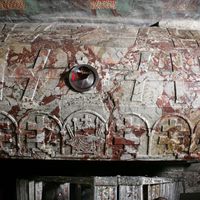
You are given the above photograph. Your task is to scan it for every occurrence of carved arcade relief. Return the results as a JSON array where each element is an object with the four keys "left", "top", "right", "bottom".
[
  {"left": 0, "top": 110, "right": 200, "bottom": 160},
  {"left": 115, "top": 114, "right": 149, "bottom": 159},
  {"left": 19, "top": 112, "right": 62, "bottom": 158},
  {"left": 0, "top": 111, "right": 18, "bottom": 156},
  {"left": 62, "top": 110, "right": 107, "bottom": 157},
  {"left": 150, "top": 115, "right": 191, "bottom": 158},
  {"left": 190, "top": 120, "right": 200, "bottom": 155}
]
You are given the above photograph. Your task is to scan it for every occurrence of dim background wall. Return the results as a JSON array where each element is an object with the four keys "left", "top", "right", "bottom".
[{"left": 1, "top": 160, "right": 200, "bottom": 200}]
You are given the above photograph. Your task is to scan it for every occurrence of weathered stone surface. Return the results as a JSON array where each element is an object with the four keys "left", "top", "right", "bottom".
[
  {"left": 0, "top": 1, "right": 200, "bottom": 30},
  {"left": 17, "top": 176, "right": 180, "bottom": 200},
  {"left": 1, "top": 23, "right": 200, "bottom": 161}
]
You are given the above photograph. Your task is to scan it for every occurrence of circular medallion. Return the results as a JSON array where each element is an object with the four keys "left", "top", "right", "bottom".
[{"left": 68, "top": 65, "right": 98, "bottom": 92}]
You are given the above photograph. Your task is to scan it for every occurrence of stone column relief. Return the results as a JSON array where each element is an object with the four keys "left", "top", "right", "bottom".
[{"left": 150, "top": 115, "right": 191, "bottom": 159}]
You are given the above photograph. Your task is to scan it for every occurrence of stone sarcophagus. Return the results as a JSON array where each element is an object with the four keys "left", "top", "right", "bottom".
[
  {"left": 17, "top": 176, "right": 182, "bottom": 200},
  {"left": 1, "top": 23, "right": 200, "bottom": 161}
]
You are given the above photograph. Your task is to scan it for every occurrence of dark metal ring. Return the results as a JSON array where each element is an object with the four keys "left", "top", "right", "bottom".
[{"left": 68, "top": 64, "right": 99, "bottom": 92}]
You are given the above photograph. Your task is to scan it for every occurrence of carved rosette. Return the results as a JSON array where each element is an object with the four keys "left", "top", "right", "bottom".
[
  {"left": 0, "top": 111, "right": 18, "bottom": 157},
  {"left": 150, "top": 115, "right": 191, "bottom": 158},
  {"left": 19, "top": 112, "right": 62, "bottom": 158},
  {"left": 115, "top": 114, "right": 149, "bottom": 159},
  {"left": 62, "top": 110, "right": 107, "bottom": 157}
]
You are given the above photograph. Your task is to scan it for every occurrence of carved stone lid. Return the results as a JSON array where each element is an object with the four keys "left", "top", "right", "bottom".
[{"left": 0, "top": 23, "right": 200, "bottom": 161}]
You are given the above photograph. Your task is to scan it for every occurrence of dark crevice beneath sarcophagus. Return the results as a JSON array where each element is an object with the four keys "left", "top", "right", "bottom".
[{"left": 0, "top": 159, "right": 190, "bottom": 176}]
